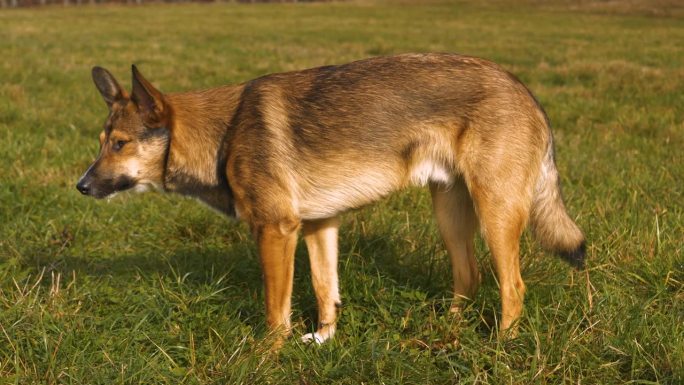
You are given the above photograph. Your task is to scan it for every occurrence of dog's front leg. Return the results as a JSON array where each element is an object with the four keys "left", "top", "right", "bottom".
[
  {"left": 255, "top": 221, "right": 299, "bottom": 346},
  {"left": 301, "top": 217, "right": 341, "bottom": 345}
]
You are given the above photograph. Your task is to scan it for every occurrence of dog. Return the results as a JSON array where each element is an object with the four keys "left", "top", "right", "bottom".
[{"left": 77, "top": 53, "right": 585, "bottom": 345}]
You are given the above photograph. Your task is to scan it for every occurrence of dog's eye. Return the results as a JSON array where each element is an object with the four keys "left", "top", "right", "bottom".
[{"left": 112, "top": 140, "right": 127, "bottom": 151}]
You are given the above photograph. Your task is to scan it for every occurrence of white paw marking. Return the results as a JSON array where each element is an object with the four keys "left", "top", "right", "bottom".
[{"left": 300, "top": 332, "right": 327, "bottom": 345}]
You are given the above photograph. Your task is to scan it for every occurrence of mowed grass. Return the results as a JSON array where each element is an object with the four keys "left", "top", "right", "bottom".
[{"left": 1, "top": 1, "right": 683, "bottom": 383}]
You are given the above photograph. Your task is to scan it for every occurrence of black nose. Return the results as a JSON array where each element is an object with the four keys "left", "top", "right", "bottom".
[{"left": 76, "top": 180, "right": 90, "bottom": 195}]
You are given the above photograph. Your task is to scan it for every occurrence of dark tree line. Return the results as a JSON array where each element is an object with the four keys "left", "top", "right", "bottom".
[{"left": 1, "top": 0, "right": 326, "bottom": 7}]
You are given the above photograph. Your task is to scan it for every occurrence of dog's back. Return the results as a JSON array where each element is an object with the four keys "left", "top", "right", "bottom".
[{"left": 227, "top": 54, "right": 550, "bottom": 219}]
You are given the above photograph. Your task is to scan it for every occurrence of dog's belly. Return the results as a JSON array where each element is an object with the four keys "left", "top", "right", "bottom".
[
  {"left": 296, "top": 167, "right": 399, "bottom": 219},
  {"left": 295, "top": 159, "right": 453, "bottom": 220},
  {"left": 408, "top": 160, "right": 453, "bottom": 186}
]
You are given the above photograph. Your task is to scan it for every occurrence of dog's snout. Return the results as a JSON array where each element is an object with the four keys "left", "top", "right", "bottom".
[{"left": 76, "top": 179, "right": 91, "bottom": 195}]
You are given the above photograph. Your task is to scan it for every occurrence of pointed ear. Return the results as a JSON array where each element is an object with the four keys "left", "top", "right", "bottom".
[
  {"left": 92, "top": 67, "right": 127, "bottom": 109},
  {"left": 131, "top": 65, "right": 169, "bottom": 128}
]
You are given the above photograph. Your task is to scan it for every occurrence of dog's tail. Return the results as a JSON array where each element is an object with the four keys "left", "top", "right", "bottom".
[{"left": 530, "top": 140, "right": 586, "bottom": 269}]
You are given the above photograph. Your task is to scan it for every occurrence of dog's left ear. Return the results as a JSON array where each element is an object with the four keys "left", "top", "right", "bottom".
[
  {"left": 92, "top": 67, "right": 127, "bottom": 109},
  {"left": 131, "top": 65, "right": 169, "bottom": 129}
]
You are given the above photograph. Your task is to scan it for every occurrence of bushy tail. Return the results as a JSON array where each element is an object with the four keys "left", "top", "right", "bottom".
[{"left": 530, "top": 142, "right": 586, "bottom": 269}]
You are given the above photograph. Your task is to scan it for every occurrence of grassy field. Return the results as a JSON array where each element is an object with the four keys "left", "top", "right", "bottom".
[{"left": 1, "top": 1, "right": 683, "bottom": 383}]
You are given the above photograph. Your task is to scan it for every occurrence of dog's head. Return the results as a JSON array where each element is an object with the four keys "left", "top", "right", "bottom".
[{"left": 77, "top": 66, "right": 170, "bottom": 199}]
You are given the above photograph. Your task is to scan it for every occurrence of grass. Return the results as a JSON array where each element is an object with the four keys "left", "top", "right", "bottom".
[{"left": 1, "top": 1, "right": 683, "bottom": 383}]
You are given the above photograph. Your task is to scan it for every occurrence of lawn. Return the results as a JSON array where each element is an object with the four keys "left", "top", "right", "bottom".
[{"left": 0, "top": 1, "right": 682, "bottom": 383}]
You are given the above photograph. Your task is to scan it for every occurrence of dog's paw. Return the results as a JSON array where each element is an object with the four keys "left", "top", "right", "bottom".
[
  {"left": 301, "top": 323, "right": 336, "bottom": 345},
  {"left": 301, "top": 328, "right": 338, "bottom": 345},
  {"left": 300, "top": 332, "right": 326, "bottom": 345}
]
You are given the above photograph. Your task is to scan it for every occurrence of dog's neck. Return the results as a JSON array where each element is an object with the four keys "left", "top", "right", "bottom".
[{"left": 161, "top": 84, "right": 245, "bottom": 216}]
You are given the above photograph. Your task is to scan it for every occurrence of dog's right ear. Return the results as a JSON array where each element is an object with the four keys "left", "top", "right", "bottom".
[
  {"left": 92, "top": 67, "right": 127, "bottom": 109},
  {"left": 131, "top": 65, "right": 169, "bottom": 129}
]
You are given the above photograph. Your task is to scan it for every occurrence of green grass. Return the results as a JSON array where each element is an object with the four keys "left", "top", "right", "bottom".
[{"left": 1, "top": 1, "right": 683, "bottom": 383}]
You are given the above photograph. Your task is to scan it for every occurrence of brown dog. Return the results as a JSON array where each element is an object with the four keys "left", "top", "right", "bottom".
[{"left": 77, "top": 53, "right": 585, "bottom": 344}]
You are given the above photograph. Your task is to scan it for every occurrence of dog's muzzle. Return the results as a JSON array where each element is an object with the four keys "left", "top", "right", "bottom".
[
  {"left": 76, "top": 168, "right": 136, "bottom": 199},
  {"left": 76, "top": 175, "right": 93, "bottom": 195}
]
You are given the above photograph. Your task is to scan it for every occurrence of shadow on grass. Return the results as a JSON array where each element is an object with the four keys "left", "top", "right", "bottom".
[
  {"left": 339, "top": 230, "right": 502, "bottom": 334},
  {"left": 13, "top": 224, "right": 502, "bottom": 335}
]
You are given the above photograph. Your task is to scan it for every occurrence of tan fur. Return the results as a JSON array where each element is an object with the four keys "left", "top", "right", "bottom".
[
  {"left": 78, "top": 54, "right": 586, "bottom": 345},
  {"left": 301, "top": 217, "right": 341, "bottom": 344},
  {"left": 530, "top": 142, "right": 586, "bottom": 254},
  {"left": 257, "top": 222, "right": 299, "bottom": 335},
  {"left": 430, "top": 180, "right": 480, "bottom": 310}
]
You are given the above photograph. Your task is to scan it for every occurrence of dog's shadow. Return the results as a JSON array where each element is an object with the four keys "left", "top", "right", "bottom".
[{"left": 20, "top": 219, "right": 479, "bottom": 334}]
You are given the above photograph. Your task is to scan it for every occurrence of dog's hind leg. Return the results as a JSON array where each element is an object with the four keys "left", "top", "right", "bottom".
[
  {"left": 301, "top": 216, "right": 341, "bottom": 344},
  {"left": 430, "top": 180, "right": 480, "bottom": 313},
  {"left": 468, "top": 177, "right": 531, "bottom": 336}
]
